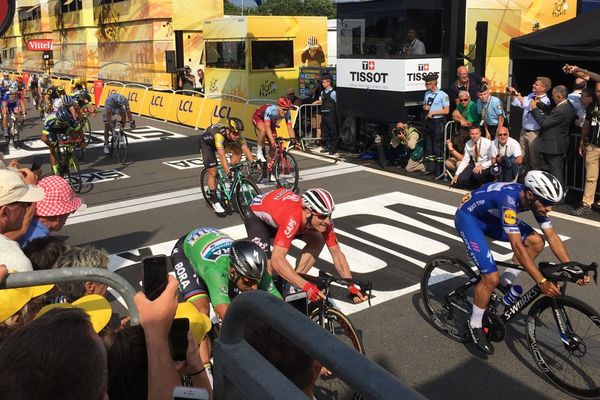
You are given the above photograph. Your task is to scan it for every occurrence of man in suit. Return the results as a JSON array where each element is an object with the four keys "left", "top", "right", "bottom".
[{"left": 530, "top": 85, "right": 576, "bottom": 189}]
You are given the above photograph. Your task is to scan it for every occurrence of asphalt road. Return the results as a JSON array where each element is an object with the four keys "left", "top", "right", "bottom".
[{"left": 5, "top": 105, "right": 600, "bottom": 400}]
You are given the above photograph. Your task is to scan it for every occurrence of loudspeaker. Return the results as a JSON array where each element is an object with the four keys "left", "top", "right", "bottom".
[
  {"left": 165, "top": 50, "right": 176, "bottom": 73},
  {"left": 474, "top": 21, "right": 488, "bottom": 78}
]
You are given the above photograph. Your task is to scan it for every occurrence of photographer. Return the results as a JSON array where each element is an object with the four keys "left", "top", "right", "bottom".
[
  {"left": 391, "top": 122, "right": 425, "bottom": 173},
  {"left": 490, "top": 126, "right": 523, "bottom": 182},
  {"left": 177, "top": 66, "right": 195, "bottom": 91}
]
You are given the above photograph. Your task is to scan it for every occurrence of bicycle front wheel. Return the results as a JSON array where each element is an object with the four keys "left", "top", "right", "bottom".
[
  {"left": 116, "top": 130, "right": 128, "bottom": 164},
  {"left": 12, "top": 117, "right": 20, "bottom": 149},
  {"left": 527, "top": 296, "right": 600, "bottom": 399},
  {"left": 82, "top": 117, "right": 93, "bottom": 146},
  {"left": 66, "top": 153, "right": 82, "bottom": 193},
  {"left": 310, "top": 307, "right": 364, "bottom": 400},
  {"left": 274, "top": 152, "right": 299, "bottom": 191},
  {"left": 200, "top": 168, "right": 227, "bottom": 212},
  {"left": 234, "top": 177, "right": 260, "bottom": 217},
  {"left": 420, "top": 256, "right": 479, "bottom": 342}
]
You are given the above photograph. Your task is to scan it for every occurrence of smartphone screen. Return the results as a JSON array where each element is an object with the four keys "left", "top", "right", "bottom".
[
  {"left": 169, "top": 318, "right": 189, "bottom": 362},
  {"left": 31, "top": 156, "right": 43, "bottom": 171},
  {"left": 142, "top": 255, "right": 168, "bottom": 301},
  {"left": 173, "top": 386, "right": 209, "bottom": 400}
]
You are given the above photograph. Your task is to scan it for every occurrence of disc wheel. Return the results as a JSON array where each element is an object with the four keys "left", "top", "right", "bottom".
[{"left": 116, "top": 130, "right": 128, "bottom": 164}]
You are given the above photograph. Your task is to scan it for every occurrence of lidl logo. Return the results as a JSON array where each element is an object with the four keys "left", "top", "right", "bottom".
[
  {"left": 418, "top": 64, "right": 429, "bottom": 71},
  {"left": 503, "top": 209, "right": 517, "bottom": 225}
]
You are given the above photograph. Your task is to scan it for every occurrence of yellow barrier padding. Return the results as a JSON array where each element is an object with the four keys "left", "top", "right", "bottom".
[
  {"left": 166, "top": 94, "right": 204, "bottom": 127},
  {"left": 197, "top": 98, "right": 248, "bottom": 131},
  {"left": 98, "top": 84, "right": 124, "bottom": 107},
  {"left": 120, "top": 87, "right": 148, "bottom": 115},
  {"left": 139, "top": 90, "right": 174, "bottom": 121}
]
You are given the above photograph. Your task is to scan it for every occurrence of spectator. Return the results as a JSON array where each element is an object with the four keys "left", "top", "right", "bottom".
[
  {"left": 445, "top": 127, "right": 470, "bottom": 173},
  {"left": 422, "top": 73, "right": 449, "bottom": 176},
  {"left": 245, "top": 316, "right": 321, "bottom": 399},
  {"left": 51, "top": 246, "right": 110, "bottom": 301},
  {"left": 490, "top": 126, "right": 523, "bottom": 182},
  {"left": 568, "top": 77, "right": 589, "bottom": 128},
  {"left": 35, "top": 294, "right": 113, "bottom": 333},
  {"left": 508, "top": 76, "right": 552, "bottom": 172},
  {"left": 452, "top": 91, "right": 481, "bottom": 127},
  {"left": 563, "top": 64, "right": 600, "bottom": 84},
  {"left": 451, "top": 126, "right": 493, "bottom": 188},
  {"left": 18, "top": 175, "right": 85, "bottom": 248},
  {"left": 448, "top": 66, "right": 488, "bottom": 105},
  {"left": 401, "top": 28, "right": 426, "bottom": 56},
  {"left": 312, "top": 74, "right": 338, "bottom": 154},
  {"left": 476, "top": 84, "right": 505, "bottom": 139},
  {"left": 0, "top": 307, "right": 109, "bottom": 400},
  {"left": 0, "top": 169, "right": 44, "bottom": 272},
  {"left": 286, "top": 87, "right": 302, "bottom": 107},
  {"left": 572, "top": 81, "right": 600, "bottom": 216},
  {"left": 23, "top": 236, "right": 71, "bottom": 270},
  {"left": 196, "top": 68, "right": 204, "bottom": 93},
  {"left": 392, "top": 121, "right": 425, "bottom": 173},
  {"left": 530, "top": 85, "right": 576, "bottom": 190},
  {"left": 178, "top": 66, "right": 195, "bottom": 91}
]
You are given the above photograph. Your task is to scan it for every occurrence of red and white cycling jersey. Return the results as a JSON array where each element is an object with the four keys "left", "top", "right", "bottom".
[{"left": 250, "top": 188, "right": 338, "bottom": 249}]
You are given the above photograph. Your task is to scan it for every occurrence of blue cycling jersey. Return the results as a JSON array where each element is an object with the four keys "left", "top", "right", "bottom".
[
  {"left": 263, "top": 104, "right": 290, "bottom": 126},
  {"left": 455, "top": 182, "right": 552, "bottom": 274},
  {"left": 104, "top": 93, "right": 130, "bottom": 112}
]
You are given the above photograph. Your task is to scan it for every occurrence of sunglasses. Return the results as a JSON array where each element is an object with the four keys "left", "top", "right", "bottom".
[
  {"left": 232, "top": 271, "right": 258, "bottom": 287},
  {"left": 534, "top": 196, "right": 554, "bottom": 207},
  {"left": 496, "top": 133, "right": 508, "bottom": 137},
  {"left": 312, "top": 212, "right": 331, "bottom": 220},
  {"left": 459, "top": 99, "right": 469, "bottom": 102}
]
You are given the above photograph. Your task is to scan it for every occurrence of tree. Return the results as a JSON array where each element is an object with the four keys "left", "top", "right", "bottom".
[{"left": 223, "top": 0, "right": 336, "bottom": 18}]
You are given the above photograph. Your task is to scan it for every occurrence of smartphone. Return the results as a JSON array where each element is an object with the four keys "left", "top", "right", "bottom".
[
  {"left": 173, "top": 386, "right": 209, "bottom": 400},
  {"left": 31, "top": 156, "right": 43, "bottom": 172},
  {"left": 142, "top": 255, "right": 168, "bottom": 301},
  {"left": 169, "top": 318, "right": 189, "bottom": 362}
]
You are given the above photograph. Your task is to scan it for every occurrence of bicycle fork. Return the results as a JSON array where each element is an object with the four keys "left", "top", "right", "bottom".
[{"left": 550, "top": 299, "right": 588, "bottom": 356}]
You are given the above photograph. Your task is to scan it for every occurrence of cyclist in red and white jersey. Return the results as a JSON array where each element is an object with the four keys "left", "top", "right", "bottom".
[
  {"left": 251, "top": 96, "right": 297, "bottom": 161},
  {"left": 243, "top": 187, "right": 367, "bottom": 303}
]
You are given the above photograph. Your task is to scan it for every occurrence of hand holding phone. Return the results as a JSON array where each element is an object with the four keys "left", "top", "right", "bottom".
[
  {"left": 169, "top": 318, "right": 189, "bottom": 362},
  {"left": 142, "top": 255, "right": 168, "bottom": 301}
]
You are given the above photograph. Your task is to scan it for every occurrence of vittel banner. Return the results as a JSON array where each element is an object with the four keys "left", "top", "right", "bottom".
[
  {"left": 337, "top": 58, "right": 442, "bottom": 92},
  {"left": 26, "top": 39, "right": 53, "bottom": 51}
]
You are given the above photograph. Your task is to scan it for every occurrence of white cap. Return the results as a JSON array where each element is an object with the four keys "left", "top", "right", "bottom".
[{"left": 0, "top": 170, "right": 45, "bottom": 206}]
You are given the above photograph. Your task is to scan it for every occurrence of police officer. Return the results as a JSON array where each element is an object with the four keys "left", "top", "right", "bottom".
[
  {"left": 422, "top": 73, "right": 449, "bottom": 176},
  {"left": 313, "top": 74, "right": 338, "bottom": 155}
]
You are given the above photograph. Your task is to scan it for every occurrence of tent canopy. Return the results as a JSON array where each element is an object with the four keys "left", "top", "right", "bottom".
[{"left": 510, "top": 8, "right": 600, "bottom": 61}]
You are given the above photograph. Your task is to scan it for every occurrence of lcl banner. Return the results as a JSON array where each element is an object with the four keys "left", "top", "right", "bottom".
[{"left": 27, "top": 39, "right": 53, "bottom": 51}]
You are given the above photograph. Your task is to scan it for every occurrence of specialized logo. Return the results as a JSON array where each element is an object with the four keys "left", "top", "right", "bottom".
[{"left": 503, "top": 209, "right": 517, "bottom": 225}]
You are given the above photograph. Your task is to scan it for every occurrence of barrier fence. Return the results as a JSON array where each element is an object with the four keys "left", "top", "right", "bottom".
[{"left": 296, "top": 103, "right": 322, "bottom": 151}]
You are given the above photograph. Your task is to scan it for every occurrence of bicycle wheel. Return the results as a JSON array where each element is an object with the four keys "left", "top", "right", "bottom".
[
  {"left": 11, "top": 116, "right": 20, "bottom": 149},
  {"left": 420, "top": 256, "right": 479, "bottom": 342},
  {"left": 234, "top": 177, "right": 260, "bottom": 217},
  {"left": 82, "top": 117, "right": 93, "bottom": 146},
  {"left": 310, "top": 307, "right": 364, "bottom": 400},
  {"left": 527, "top": 296, "right": 600, "bottom": 399},
  {"left": 274, "top": 152, "right": 299, "bottom": 191},
  {"left": 65, "top": 153, "right": 82, "bottom": 193},
  {"left": 116, "top": 130, "right": 128, "bottom": 164},
  {"left": 200, "top": 168, "right": 227, "bottom": 212}
]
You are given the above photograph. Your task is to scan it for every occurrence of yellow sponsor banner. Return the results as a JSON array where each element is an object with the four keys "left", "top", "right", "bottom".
[
  {"left": 166, "top": 94, "right": 204, "bottom": 127},
  {"left": 139, "top": 90, "right": 174, "bottom": 121},
  {"left": 98, "top": 84, "right": 125, "bottom": 107},
  {"left": 120, "top": 87, "right": 148, "bottom": 115},
  {"left": 197, "top": 98, "right": 248, "bottom": 130}
]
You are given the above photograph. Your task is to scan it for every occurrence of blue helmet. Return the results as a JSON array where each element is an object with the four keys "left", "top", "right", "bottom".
[{"left": 56, "top": 108, "right": 73, "bottom": 122}]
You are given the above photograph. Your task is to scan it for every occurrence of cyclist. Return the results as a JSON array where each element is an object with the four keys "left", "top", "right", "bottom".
[
  {"left": 171, "top": 227, "right": 282, "bottom": 364},
  {"left": 455, "top": 170, "right": 589, "bottom": 355},
  {"left": 1, "top": 85, "right": 21, "bottom": 139},
  {"left": 71, "top": 78, "right": 95, "bottom": 116},
  {"left": 199, "top": 117, "right": 255, "bottom": 214},
  {"left": 251, "top": 96, "right": 297, "bottom": 162},
  {"left": 103, "top": 93, "right": 135, "bottom": 154},
  {"left": 243, "top": 187, "right": 367, "bottom": 304},
  {"left": 40, "top": 108, "right": 83, "bottom": 175},
  {"left": 28, "top": 73, "right": 39, "bottom": 107},
  {"left": 38, "top": 74, "right": 53, "bottom": 116},
  {"left": 15, "top": 77, "right": 26, "bottom": 117}
]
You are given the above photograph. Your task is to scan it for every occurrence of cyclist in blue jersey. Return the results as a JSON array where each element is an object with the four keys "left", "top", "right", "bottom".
[
  {"left": 102, "top": 93, "right": 135, "bottom": 154},
  {"left": 455, "top": 170, "right": 589, "bottom": 354},
  {"left": 1, "top": 85, "right": 21, "bottom": 139}
]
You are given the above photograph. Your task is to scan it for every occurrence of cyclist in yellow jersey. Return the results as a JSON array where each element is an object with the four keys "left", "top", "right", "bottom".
[{"left": 199, "top": 117, "right": 256, "bottom": 213}]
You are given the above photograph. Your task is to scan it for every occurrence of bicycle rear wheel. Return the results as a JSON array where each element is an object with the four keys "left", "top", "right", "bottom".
[
  {"left": 65, "top": 153, "right": 82, "bottom": 193},
  {"left": 420, "top": 256, "right": 479, "bottom": 342},
  {"left": 82, "top": 117, "right": 93, "bottom": 146},
  {"left": 12, "top": 116, "right": 20, "bottom": 149},
  {"left": 200, "top": 168, "right": 227, "bottom": 212},
  {"left": 527, "top": 296, "right": 600, "bottom": 399},
  {"left": 274, "top": 152, "right": 299, "bottom": 191},
  {"left": 234, "top": 177, "right": 260, "bottom": 217},
  {"left": 116, "top": 130, "right": 128, "bottom": 164},
  {"left": 310, "top": 307, "right": 364, "bottom": 400}
]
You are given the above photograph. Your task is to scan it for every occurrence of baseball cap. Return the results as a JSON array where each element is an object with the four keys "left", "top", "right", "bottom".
[
  {"left": 35, "top": 176, "right": 85, "bottom": 217},
  {"left": 424, "top": 74, "right": 439, "bottom": 83},
  {"left": 0, "top": 169, "right": 45, "bottom": 207},
  {"left": 0, "top": 282, "right": 54, "bottom": 323},
  {"left": 175, "top": 302, "right": 211, "bottom": 343},
  {"left": 36, "top": 294, "right": 112, "bottom": 332}
]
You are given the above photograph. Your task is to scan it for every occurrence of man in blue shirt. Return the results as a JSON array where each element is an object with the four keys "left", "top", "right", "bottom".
[
  {"left": 422, "top": 74, "right": 449, "bottom": 176},
  {"left": 477, "top": 85, "right": 505, "bottom": 140}
]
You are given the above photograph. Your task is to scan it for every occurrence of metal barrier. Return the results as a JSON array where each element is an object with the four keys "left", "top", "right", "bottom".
[
  {"left": 565, "top": 133, "right": 600, "bottom": 197},
  {"left": 2, "top": 268, "right": 140, "bottom": 325},
  {"left": 213, "top": 290, "right": 426, "bottom": 400},
  {"left": 173, "top": 89, "right": 204, "bottom": 98},
  {"left": 437, "top": 120, "right": 459, "bottom": 181},
  {"left": 296, "top": 103, "right": 321, "bottom": 151}
]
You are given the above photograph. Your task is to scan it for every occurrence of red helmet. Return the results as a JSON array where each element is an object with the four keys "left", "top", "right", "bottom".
[
  {"left": 16, "top": 76, "right": 23, "bottom": 82},
  {"left": 278, "top": 96, "right": 292, "bottom": 110}
]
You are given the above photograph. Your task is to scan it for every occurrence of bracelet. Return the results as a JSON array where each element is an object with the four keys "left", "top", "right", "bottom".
[
  {"left": 187, "top": 367, "right": 206, "bottom": 377},
  {"left": 538, "top": 278, "right": 547, "bottom": 287}
]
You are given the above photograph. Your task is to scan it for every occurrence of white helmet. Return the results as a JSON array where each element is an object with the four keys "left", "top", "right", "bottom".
[
  {"left": 524, "top": 170, "right": 564, "bottom": 204},
  {"left": 301, "top": 188, "right": 335, "bottom": 216}
]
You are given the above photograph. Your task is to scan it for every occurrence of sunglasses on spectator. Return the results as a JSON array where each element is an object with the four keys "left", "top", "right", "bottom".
[
  {"left": 459, "top": 98, "right": 469, "bottom": 102},
  {"left": 496, "top": 133, "right": 508, "bottom": 136}
]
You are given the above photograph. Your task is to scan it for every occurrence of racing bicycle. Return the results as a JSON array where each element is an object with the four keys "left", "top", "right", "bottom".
[
  {"left": 56, "top": 132, "right": 83, "bottom": 193},
  {"left": 108, "top": 119, "right": 129, "bottom": 164},
  {"left": 421, "top": 256, "right": 600, "bottom": 399},
  {"left": 200, "top": 161, "right": 261, "bottom": 217},
  {"left": 4, "top": 109, "right": 23, "bottom": 149},
  {"left": 251, "top": 137, "right": 300, "bottom": 191}
]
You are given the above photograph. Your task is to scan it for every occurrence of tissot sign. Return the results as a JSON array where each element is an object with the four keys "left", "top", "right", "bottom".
[
  {"left": 337, "top": 58, "right": 443, "bottom": 92},
  {"left": 26, "top": 39, "right": 53, "bottom": 51}
]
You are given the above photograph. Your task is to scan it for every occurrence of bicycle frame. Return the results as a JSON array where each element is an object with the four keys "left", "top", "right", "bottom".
[{"left": 215, "top": 164, "right": 246, "bottom": 202}]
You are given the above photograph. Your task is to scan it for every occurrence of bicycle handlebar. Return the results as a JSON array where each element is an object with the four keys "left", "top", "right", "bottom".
[
  {"left": 300, "top": 271, "right": 373, "bottom": 306},
  {"left": 539, "top": 261, "right": 598, "bottom": 285}
]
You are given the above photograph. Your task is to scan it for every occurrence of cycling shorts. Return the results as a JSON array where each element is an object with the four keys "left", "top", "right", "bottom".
[
  {"left": 454, "top": 208, "right": 534, "bottom": 274},
  {"left": 251, "top": 114, "right": 277, "bottom": 133},
  {"left": 3, "top": 101, "right": 19, "bottom": 114},
  {"left": 102, "top": 106, "right": 124, "bottom": 124}
]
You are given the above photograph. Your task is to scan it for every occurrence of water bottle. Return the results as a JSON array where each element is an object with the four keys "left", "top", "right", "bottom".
[{"left": 502, "top": 284, "right": 523, "bottom": 306}]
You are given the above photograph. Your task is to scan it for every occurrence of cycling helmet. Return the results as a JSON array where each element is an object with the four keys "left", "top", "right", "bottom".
[
  {"left": 61, "top": 94, "right": 74, "bottom": 107},
  {"left": 229, "top": 240, "right": 266, "bottom": 281},
  {"left": 16, "top": 76, "right": 23, "bottom": 82},
  {"left": 55, "top": 108, "right": 73, "bottom": 122},
  {"left": 114, "top": 93, "right": 127, "bottom": 106},
  {"left": 278, "top": 96, "right": 292, "bottom": 110},
  {"left": 227, "top": 117, "right": 244, "bottom": 133},
  {"left": 524, "top": 170, "right": 564, "bottom": 204},
  {"left": 301, "top": 188, "right": 335, "bottom": 216},
  {"left": 56, "top": 86, "right": 65, "bottom": 94}
]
